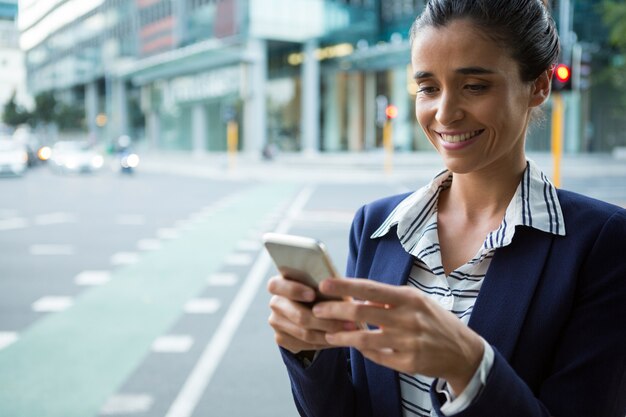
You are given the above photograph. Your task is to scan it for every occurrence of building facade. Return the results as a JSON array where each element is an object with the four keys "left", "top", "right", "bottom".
[
  {"left": 18, "top": 0, "right": 614, "bottom": 154},
  {"left": 0, "top": 0, "right": 30, "bottom": 113},
  {"left": 17, "top": 0, "right": 433, "bottom": 154}
]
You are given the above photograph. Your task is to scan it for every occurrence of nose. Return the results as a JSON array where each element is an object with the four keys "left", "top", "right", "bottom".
[{"left": 435, "top": 92, "right": 464, "bottom": 126}]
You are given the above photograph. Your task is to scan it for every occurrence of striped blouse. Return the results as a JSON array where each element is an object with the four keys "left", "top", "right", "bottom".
[{"left": 370, "top": 160, "right": 566, "bottom": 417}]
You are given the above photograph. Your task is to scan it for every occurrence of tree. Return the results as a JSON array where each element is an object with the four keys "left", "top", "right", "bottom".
[
  {"left": 33, "top": 91, "right": 56, "bottom": 125},
  {"left": 2, "top": 92, "right": 31, "bottom": 127},
  {"left": 601, "top": 1, "right": 626, "bottom": 107},
  {"left": 56, "top": 102, "right": 85, "bottom": 130}
]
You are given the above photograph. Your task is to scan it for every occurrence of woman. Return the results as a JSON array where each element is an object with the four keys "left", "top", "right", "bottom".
[{"left": 267, "top": 1, "right": 626, "bottom": 416}]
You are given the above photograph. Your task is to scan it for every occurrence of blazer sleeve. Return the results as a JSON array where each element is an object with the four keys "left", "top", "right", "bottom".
[
  {"left": 431, "top": 210, "right": 626, "bottom": 417},
  {"left": 278, "top": 207, "right": 368, "bottom": 417}
]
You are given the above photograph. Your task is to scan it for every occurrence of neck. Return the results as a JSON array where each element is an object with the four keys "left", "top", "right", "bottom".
[{"left": 442, "top": 158, "right": 526, "bottom": 221}]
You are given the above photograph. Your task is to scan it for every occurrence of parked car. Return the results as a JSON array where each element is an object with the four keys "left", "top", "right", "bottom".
[
  {"left": 50, "top": 141, "right": 104, "bottom": 174},
  {"left": 0, "top": 139, "right": 28, "bottom": 176}
]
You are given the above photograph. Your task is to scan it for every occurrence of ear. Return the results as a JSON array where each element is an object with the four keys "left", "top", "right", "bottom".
[{"left": 528, "top": 69, "right": 552, "bottom": 108}]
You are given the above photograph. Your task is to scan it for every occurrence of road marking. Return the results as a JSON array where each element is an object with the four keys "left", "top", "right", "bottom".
[
  {"left": 137, "top": 239, "right": 162, "bottom": 251},
  {"left": 174, "top": 219, "right": 194, "bottom": 230},
  {"left": 164, "top": 185, "right": 315, "bottom": 417},
  {"left": 157, "top": 228, "right": 181, "bottom": 240},
  {"left": 0, "top": 332, "right": 18, "bottom": 350},
  {"left": 32, "top": 296, "right": 73, "bottom": 312},
  {"left": 152, "top": 335, "right": 194, "bottom": 353},
  {"left": 0, "top": 217, "right": 28, "bottom": 230},
  {"left": 206, "top": 273, "right": 238, "bottom": 286},
  {"left": 29, "top": 244, "right": 74, "bottom": 255},
  {"left": 100, "top": 394, "right": 154, "bottom": 415},
  {"left": 0, "top": 183, "right": 299, "bottom": 417},
  {"left": 115, "top": 214, "right": 146, "bottom": 225},
  {"left": 224, "top": 253, "right": 253, "bottom": 266},
  {"left": 0, "top": 217, "right": 28, "bottom": 231},
  {"left": 184, "top": 298, "right": 221, "bottom": 314},
  {"left": 34, "top": 212, "right": 77, "bottom": 225},
  {"left": 75, "top": 270, "right": 111, "bottom": 286},
  {"left": 110, "top": 252, "right": 140, "bottom": 266}
]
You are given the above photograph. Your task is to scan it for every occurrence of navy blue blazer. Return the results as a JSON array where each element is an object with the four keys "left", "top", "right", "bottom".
[{"left": 281, "top": 189, "right": 626, "bottom": 417}]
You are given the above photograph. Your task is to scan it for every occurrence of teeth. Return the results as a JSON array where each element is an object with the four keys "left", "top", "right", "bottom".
[{"left": 441, "top": 130, "right": 481, "bottom": 143}]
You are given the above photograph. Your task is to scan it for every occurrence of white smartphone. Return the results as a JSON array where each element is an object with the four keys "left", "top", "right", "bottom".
[{"left": 262, "top": 232, "right": 342, "bottom": 301}]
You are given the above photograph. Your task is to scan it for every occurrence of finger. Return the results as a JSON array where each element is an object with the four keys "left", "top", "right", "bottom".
[
  {"left": 313, "top": 299, "right": 414, "bottom": 330},
  {"left": 270, "top": 296, "right": 348, "bottom": 333},
  {"left": 267, "top": 275, "right": 316, "bottom": 303},
  {"left": 269, "top": 310, "right": 331, "bottom": 347},
  {"left": 273, "top": 329, "right": 328, "bottom": 353},
  {"left": 319, "top": 278, "right": 424, "bottom": 307},
  {"left": 324, "top": 328, "right": 386, "bottom": 349}
]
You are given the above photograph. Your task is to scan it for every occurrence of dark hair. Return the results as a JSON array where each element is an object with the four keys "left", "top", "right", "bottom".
[{"left": 409, "top": 0, "right": 560, "bottom": 82}]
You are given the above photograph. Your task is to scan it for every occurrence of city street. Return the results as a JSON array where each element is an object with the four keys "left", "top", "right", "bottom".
[{"left": 0, "top": 153, "right": 624, "bottom": 417}]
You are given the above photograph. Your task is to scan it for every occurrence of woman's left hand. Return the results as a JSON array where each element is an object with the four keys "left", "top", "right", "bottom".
[{"left": 313, "top": 277, "right": 484, "bottom": 394}]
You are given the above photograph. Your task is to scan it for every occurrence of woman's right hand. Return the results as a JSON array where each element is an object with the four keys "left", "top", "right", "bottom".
[{"left": 267, "top": 275, "right": 354, "bottom": 354}]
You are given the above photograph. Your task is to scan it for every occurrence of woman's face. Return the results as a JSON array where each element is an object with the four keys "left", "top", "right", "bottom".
[{"left": 411, "top": 19, "right": 549, "bottom": 175}]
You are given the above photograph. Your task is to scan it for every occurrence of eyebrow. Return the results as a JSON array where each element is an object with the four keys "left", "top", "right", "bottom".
[{"left": 413, "top": 66, "right": 496, "bottom": 80}]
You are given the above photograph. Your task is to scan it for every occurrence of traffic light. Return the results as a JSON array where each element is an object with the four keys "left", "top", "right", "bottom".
[
  {"left": 385, "top": 104, "right": 398, "bottom": 120},
  {"left": 551, "top": 63, "right": 572, "bottom": 92}
]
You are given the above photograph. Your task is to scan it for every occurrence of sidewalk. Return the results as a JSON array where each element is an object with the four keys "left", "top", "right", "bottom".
[{"left": 136, "top": 149, "right": 626, "bottom": 183}]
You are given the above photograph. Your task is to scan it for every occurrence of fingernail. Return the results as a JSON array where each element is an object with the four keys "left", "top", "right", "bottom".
[
  {"left": 320, "top": 279, "right": 333, "bottom": 292},
  {"left": 325, "top": 333, "right": 336, "bottom": 342},
  {"left": 312, "top": 305, "right": 322, "bottom": 315},
  {"left": 302, "top": 289, "right": 315, "bottom": 301}
]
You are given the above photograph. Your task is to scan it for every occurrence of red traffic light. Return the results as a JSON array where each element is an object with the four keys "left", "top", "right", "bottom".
[
  {"left": 554, "top": 64, "right": 571, "bottom": 83},
  {"left": 385, "top": 105, "right": 398, "bottom": 119}
]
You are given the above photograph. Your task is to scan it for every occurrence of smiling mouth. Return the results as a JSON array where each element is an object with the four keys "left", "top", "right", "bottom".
[{"left": 439, "top": 129, "right": 484, "bottom": 143}]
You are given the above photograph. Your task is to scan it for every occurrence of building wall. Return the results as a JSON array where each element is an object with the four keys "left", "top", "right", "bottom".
[
  {"left": 0, "top": 1, "right": 30, "bottom": 112},
  {"left": 18, "top": 0, "right": 617, "bottom": 154}
]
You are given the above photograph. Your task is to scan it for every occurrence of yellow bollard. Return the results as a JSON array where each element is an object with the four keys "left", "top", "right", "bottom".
[
  {"left": 550, "top": 93, "right": 563, "bottom": 188},
  {"left": 227, "top": 120, "right": 238, "bottom": 171},
  {"left": 383, "top": 120, "right": 393, "bottom": 175}
]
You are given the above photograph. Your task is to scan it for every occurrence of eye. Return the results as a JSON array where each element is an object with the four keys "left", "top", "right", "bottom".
[
  {"left": 464, "top": 84, "right": 488, "bottom": 93},
  {"left": 417, "top": 85, "right": 438, "bottom": 95}
]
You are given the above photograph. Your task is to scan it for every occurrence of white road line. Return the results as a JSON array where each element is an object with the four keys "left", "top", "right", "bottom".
[
  {"left": 137, "top": 239, "right": 162, "bottom": 251},
  {"left": 184, "top": 298, "right": 221, "bottom": 314},
  {"left": 75, "top": 270, "right": 111, "bottom": 286},
  {"left": 157, "top": 228, "right": 181, "bottom": 240},
  {"left": 32, "top": 296, "right": 73, "bottom": 312},
  {"left": 29, "top": 244, "right": 74, "bottom": 255},
  {"left": 206, "top": 273, "right": 239, "bottom": 287},
  {"left": 164, "top": 185, "right": 315, "bottom": 417},
  {"left": 110, "top": 252, "right": 140, "bottom": 266},
  {"left": 0, "top": 217, "right": 28, "bottom": 231},
  {"left": 224, "top": 253, "right": 253, "bottom": 266},
  {"left": 100, "top": 394, "right": 154, "bottom": 415},
  {"left": 0, "top": 332, "right": 18, "bottom": 350},
  {"left": 34, "top": 212, "right": 77, "bottom": 225},
  {"left": 152, "top": 335, "right": 194, "bottom": 353}
]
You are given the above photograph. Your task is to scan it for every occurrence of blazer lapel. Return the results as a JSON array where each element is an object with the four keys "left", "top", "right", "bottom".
[
  {"left": 366, "top": 233, "right": 413, "bottom": 417},
  {"left": 468, "top": 227, "right": 554, "bottom": 360}
]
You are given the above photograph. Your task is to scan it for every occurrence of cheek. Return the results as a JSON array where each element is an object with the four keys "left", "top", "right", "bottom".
[{"left": 414, "top": 100, "right": 431, "bottom": 130}]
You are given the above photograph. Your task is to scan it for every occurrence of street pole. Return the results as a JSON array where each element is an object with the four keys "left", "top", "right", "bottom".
[
  {"left": 227, "top": 120, "right": 239, "bottom": 171},
  {"left": 551, "top": 93, "right": 564, "bottom": 187},
  {"left": 383, "top": 120, "right": 393, "bottom": 175}
]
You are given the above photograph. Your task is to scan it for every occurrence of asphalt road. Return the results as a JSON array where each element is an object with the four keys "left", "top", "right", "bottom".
[
  {"left": 0, "top": 164, "right": 400, "bottom": 417},
  {"left": 0, "top": 154, "right": 624, "bottom": 417}
]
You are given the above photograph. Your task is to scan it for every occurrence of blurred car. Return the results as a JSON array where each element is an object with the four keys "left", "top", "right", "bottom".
[
  {"left": 0, "top": 139, "right": 28, "bottom": 176},
  {"left": 50, "top": 141, "right": 104, "bottom": 174}
]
